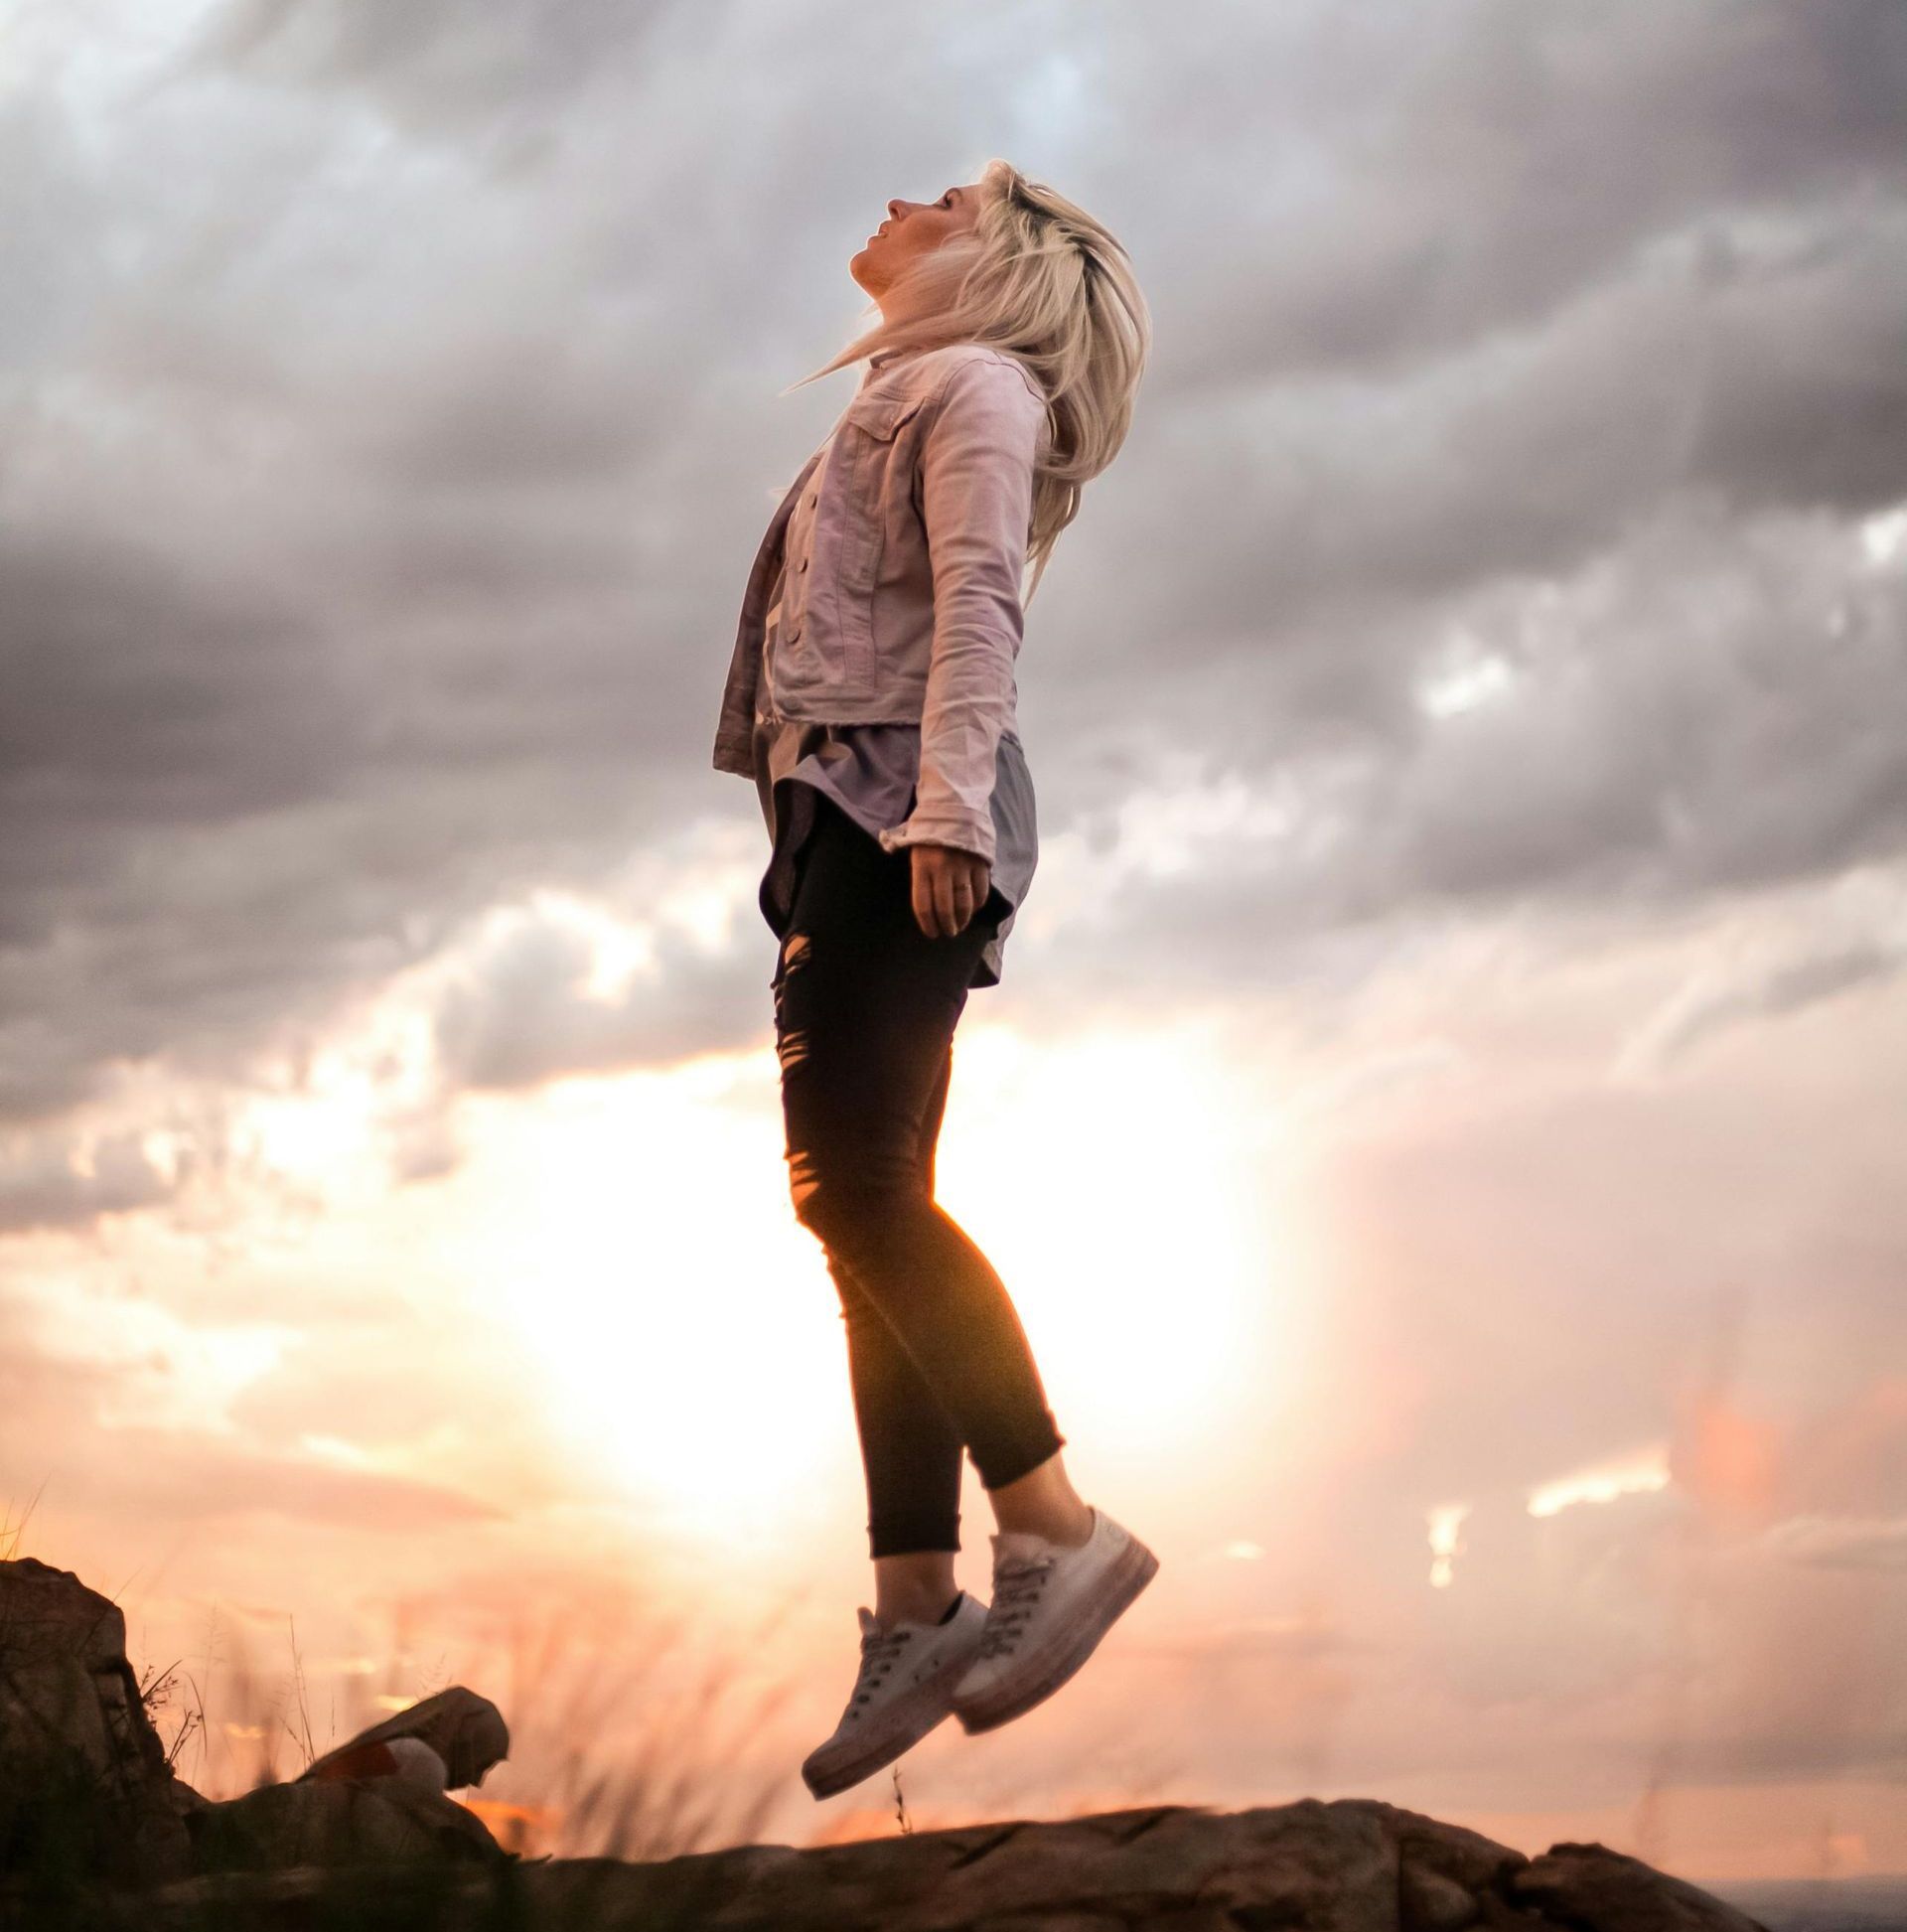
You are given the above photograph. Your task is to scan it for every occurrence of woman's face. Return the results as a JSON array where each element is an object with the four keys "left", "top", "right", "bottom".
[{"left": 851, "top": 183, "right": 982, "bottom": 301}]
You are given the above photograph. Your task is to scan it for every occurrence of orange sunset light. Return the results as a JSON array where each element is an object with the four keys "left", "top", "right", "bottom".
[{"left": 416, "top": 1015, "right": 1304, "bottom": 1544}]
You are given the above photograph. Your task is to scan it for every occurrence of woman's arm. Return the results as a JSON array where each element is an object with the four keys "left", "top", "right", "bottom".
[{"left": 877, "top": 354, "right": 1045, "bottom": 875}]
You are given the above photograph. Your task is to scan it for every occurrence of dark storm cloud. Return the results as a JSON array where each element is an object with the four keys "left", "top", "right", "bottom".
[
  {"left": 5, "top": 0, "right": 1906, "bottom": 1145},
  {"left": 1004, "top": 504, "right": 1907, "bottom": 1011},
  {"left": 431, "top": 903, "right": 770, "bottom": 1094},
  {"left": 184, "top": 0, "right": 685, "bottom": 140},
  {"left": 1045, "top": 204, "right": 1907, "bottom": 700},
  {"left": 1, "top": 532, "right": 352, "bottom": 902},
  {"left": 1104, "top": 0, "right": 1907, "bottom": 390},
  {"left": 0, "top": 1128, "right": 174, "bottom": 1235},
  {"left": 1625, "top": 928, "right": 1907, "bottom": 1074}
]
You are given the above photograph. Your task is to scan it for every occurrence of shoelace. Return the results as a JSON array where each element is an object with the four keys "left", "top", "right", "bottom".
[
  {"left": 975, "top": 1554, "right": 1057, "bottom": 1660},
  {"left": 846, "top": 1625, "right": 914, "bottom": 1715}
]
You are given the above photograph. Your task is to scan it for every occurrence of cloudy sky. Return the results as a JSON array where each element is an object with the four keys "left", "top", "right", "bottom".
[{"left": 4, "top": 0, "right": 1905, "bottom": 1882}]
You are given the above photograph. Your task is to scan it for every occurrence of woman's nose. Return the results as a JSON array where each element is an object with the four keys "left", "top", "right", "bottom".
[{"left": 887, "top": 199, "right": 907, "bottom": 221}]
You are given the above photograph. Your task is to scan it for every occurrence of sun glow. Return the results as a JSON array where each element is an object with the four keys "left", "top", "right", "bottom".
[
  {"left": 930, "top": 1018, "right": 1300, "bottom": 1457},
  {"left": 433, "top": 1013, "right": 1303, "bottom": 1551},
  {"left": 434, "top": 1056, "right": 845, "bottom": 1552}
]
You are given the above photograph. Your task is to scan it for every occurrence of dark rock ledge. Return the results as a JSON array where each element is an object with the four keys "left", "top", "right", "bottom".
[{"left": 2, "top": 1558, "right": 1768, "bottom": 1932}]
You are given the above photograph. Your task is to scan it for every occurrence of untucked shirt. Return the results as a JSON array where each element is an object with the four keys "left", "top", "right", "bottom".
[{"left": 750, "top": 418, "right": 1037, "bottom": 990}]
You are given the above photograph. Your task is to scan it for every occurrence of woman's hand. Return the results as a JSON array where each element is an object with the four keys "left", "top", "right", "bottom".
[{"left": 910, "top": 841, "right": 992, "bottom": 938}]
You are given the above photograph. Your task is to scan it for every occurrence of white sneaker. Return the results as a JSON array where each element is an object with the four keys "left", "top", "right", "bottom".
[
  {"left": 951, "top": 1505, "right": 1158, "bottom": 1735},
  {"left": 801, "top": 1588, "right": 990, "bottom": 1800}
]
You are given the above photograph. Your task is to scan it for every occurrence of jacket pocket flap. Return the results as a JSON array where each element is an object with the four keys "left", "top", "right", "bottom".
[{"left": 839, "top": 388, "right": 925, "bottom": 441}]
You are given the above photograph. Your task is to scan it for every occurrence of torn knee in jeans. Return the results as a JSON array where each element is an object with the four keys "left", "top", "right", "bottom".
[{"left": 773, "top": 929, "right": 814, "bottom": 1073}]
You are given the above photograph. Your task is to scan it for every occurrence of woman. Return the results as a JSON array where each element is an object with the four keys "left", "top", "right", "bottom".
[{"left": 710, "top": 159, "right": 1156, "bottom": 1800}]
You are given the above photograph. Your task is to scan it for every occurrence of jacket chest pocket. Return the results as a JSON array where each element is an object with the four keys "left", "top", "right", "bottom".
[{"left": 833, "top": 388, "right": 924, "bottom": 596}]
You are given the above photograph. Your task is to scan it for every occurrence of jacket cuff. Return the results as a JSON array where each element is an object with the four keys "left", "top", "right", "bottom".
[{"left": 876, "top": 814, "right": 997, "bottom": 868}]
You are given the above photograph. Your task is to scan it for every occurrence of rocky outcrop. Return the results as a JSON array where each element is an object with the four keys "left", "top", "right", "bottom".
[
  {"left": 299, "top": 1685, "right": 509, "bottom": 1796},
  {"left": 0, "top": 1557, "right": 196, "bottom": 1888},
  {"left": 0, "top": 1557, "right": 508, "bottom": 1903},
  {"left": 21, "top": 1796, "right": 1778, "bottom": 1931},
  {"left": 184, "top": 1772, "right": 507, "bottom": 1877},
  {"left": 1510, "top": 1840, "right": 1775, "bottom": 1932},
  {"left": 1, "top": 1559, "right": 1772, "bottom": 1932}
]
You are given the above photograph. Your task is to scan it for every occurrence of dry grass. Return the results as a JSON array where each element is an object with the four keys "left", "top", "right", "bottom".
[
  {"left": 5, "top": 1492, "right": 1180, "bottom": 1923},
  {"left": 0, "top": 1479, "right": 47, "bottom": 1561},
  {"left": 458, "top": 1585, "right": 805, "bottom": 1862},
  {"left": 123, "top": 1573, "right": 807, "bottom": 1862},
  {"left": 121, "top": 1566, "right": 1176, "bottom": 1857}
]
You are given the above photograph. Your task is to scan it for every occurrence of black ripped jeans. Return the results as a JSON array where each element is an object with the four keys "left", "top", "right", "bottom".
[{"left": 772, "top": 788, "right": 1067, "bottom": 1559}]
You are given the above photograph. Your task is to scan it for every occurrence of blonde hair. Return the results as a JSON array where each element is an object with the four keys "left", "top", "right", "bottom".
[{"left": 788, "top": 159, "right": 1150, "bottom": 603}]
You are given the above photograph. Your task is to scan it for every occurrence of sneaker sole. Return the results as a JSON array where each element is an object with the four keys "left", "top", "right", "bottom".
[
  {"left": 954, "top": 1533, "right": 1159, "bottom": 1736},
  {"left": 802, "top": 1641, "right": 978, "bottom": 1800}
]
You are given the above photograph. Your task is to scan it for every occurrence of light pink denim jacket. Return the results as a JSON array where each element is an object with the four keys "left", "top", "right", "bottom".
[{"left": 711, "top": 342, "right": 1052, "bottom": 867}]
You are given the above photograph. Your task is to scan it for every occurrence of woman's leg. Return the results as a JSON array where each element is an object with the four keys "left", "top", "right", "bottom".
[
  {"left": 776, "top": 799, "right": 966, "bottom": 1581},
  {"left": 823, "top": 1039, "right": 964, "bottom": 1623},
  {"left": 775, "top": 794, "right": 1070, "bottom": 1561}
]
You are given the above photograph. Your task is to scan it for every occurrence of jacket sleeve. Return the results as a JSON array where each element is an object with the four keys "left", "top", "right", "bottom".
[{"left": 876, "top": 356, "right": 1044, "bottom": 870}]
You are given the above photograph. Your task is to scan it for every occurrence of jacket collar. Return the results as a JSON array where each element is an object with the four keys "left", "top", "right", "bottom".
[{"left": 866, "top": 341, "right": 935, "bottom": 375}]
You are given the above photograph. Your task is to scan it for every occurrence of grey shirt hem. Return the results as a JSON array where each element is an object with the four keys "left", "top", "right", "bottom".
[{"left": 751, "top": 717, "right": 1036, "bottom": 990}]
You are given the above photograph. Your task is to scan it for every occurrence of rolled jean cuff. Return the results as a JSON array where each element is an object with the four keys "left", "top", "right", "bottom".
[
  {"left": 974, "top": 1418, "right": 1068, "bottom": 1494},
  {"left": 868, "top": 1509, "right": 962, "bottom": 1560}
]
